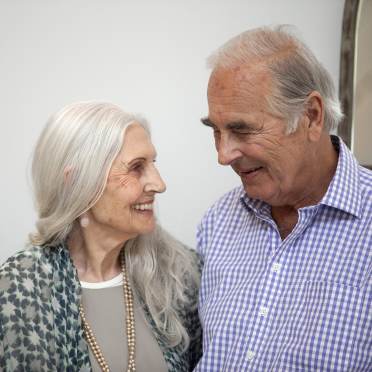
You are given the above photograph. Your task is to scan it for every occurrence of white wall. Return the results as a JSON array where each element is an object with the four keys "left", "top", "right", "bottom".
[{"left": 0, "top": 0, "right": 345, "bottom": 263}]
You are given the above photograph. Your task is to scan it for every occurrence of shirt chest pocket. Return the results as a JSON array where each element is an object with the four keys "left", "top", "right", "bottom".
[{"left": 270, "top": 281, "right": 371, "bottom": 372}]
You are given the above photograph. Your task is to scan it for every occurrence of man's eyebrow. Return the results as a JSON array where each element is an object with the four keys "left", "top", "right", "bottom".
[
  {"left": 201, "top": 117, "right": 216, "bottom": 128},
  {"left": 226, "top": 120, "right": 257, "bottom": 131},
  {"left": 201, "top": 117, "right": 256, "bottom": 131},
  {"left": 200, "top": 117, "right": 257, "bottom": 131}
]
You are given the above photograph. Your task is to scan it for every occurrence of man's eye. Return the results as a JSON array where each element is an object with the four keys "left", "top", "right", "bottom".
[{"left": 233, "top": 130, "right": 254, "bottom": 136}]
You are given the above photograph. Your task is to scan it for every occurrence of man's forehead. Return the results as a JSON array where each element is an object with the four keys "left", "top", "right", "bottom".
[{"left": 208, "top": 64, "right": 272, "bottom": 97}]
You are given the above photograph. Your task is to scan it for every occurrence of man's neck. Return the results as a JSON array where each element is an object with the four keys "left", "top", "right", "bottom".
[{"left": 271, "top": 135, "right": 339, "bottom": 240}]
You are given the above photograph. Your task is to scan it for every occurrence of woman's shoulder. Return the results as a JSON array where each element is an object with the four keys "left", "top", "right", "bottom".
[
  {"left": 1, "top": 246, "right": 51, "bottom": 276},
  {"left": 181, "top": 243, "right": 203, "bottom": 261},
  {"left": 0, "top": 245, "right": 85, "bottom": 370},
  {"left": 176, "top": 246, "right": 203, "bottom": 370},
  {"left": 183, "top": 246, "right": 203, "bottom": 277},
  {"left": 176, "top": 245, "right": 202, "bottom": 312},
  {"left": 0, "top": 246, "right": 57, "bottom": 297}
]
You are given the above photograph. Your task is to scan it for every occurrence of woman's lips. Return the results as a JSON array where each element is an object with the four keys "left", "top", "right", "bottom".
[{"left": 132, "top": 202, "right": 154, "bottom": 211}]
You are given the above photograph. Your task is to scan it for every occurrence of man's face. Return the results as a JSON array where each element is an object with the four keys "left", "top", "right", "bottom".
[{"left": 204, "top": 66, "right": 313, "bottom": 207}]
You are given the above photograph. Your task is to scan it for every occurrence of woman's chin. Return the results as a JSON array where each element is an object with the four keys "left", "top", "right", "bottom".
[{"left": 131, "top": 218, "right": 157, "bottom": 236}]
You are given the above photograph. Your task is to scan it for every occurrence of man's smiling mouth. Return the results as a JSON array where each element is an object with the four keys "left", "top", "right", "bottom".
[
  {"left": 239, "top": 166, "right": 263, "bottom": 175},
  {"left": 244, "top": 166, "right": 263, "bottom": 174}
]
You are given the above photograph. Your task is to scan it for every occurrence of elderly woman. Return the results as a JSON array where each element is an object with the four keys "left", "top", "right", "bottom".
[{"left": 0, "top": 102, "right": 202, "bottom": 371}]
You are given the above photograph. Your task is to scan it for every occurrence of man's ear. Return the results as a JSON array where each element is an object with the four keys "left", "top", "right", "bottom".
[{"left": 304, "top": 91, "right": 325, "bottom": 142}]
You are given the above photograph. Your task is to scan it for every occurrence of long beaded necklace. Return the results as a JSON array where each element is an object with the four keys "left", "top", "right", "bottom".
[{"left": 79, "top": 250, "right": 136, "bottom": 372}]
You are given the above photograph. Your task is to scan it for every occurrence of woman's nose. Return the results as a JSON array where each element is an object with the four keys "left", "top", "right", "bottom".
[{"left": 144, "top": 166, "right": 166, "bottom": 193}]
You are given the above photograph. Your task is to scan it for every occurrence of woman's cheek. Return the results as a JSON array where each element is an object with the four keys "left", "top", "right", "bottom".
[{"left": 121, "top": 178, "right": 143, "bottom": 200}]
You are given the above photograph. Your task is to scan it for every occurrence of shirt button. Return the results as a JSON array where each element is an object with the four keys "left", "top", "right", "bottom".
[
  {"left": 271, "top": 262, "right": 282, "bottom": 273},
  {"left": 246, "top": 350, "right": 255, "bottom": 361},
  {"left": 258, "top": 306, "right": 269, "bottom": 317}
]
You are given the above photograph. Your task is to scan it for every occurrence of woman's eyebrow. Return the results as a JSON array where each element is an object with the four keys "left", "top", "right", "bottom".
[
  {"left": 122, "top": 158, "right": 145, "bottom": 167},
  {"left": 123, "top": 156, "right": 159, "bottom": 168}
]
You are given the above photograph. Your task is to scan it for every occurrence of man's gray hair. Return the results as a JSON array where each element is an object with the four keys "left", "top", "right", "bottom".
[{"left": 207, "top": 25, "right": 343, "bottom": 133}]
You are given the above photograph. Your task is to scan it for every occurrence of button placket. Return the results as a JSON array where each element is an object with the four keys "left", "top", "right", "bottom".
[
  {"left": 258, "top": 306, "right": 269, "bottom": 317},
  {"left": 246, "top": 349, "right": 255, "bottom": 361},
  {"left": 271, "top": 262, "right": 282, "bottom": 273}
]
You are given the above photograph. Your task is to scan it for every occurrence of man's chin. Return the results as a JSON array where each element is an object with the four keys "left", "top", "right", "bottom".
[
  {"left": 243, "top": 184, "right": 261, "bottom": 200},
  {"left": 240, "top": 170, "right": 277, "bottom": 202},
  {"left": 242, "top": 183, "right": 273, "bottom": 203}
]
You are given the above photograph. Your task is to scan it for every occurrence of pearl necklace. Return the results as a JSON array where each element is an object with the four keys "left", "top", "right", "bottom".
[{"left": 79, "top": 251, "right": 136, "bottom": 372}]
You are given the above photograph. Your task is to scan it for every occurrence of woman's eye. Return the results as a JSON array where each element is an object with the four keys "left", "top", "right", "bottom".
[{"left": 131, "top": 163, "right": 144, "bottom": 172}]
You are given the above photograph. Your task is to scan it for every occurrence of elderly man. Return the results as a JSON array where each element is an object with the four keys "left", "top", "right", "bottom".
[{"left": 196, "top": 26, "right": 371, "bottom": 371}]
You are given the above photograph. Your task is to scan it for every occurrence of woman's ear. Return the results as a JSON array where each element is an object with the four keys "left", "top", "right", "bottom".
[{"left": 63, "top": 166, "right": 73, "bottom": 185}]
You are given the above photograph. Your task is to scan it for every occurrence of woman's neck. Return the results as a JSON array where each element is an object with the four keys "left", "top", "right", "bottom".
[{"left": 68, "top": 226, "right": 127, "bottom": 283}]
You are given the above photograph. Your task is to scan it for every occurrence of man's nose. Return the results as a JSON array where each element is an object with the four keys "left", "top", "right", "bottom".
[{"left": 217, "top": 136, "right": 242, "bottom": 165}]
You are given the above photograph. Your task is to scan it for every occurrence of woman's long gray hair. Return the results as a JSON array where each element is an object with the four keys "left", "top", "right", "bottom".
[{"left": 30, "top": 101, "right": 200, "bottom": 349}]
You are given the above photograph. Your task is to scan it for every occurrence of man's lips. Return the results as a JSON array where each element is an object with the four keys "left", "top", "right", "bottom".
[{"left": 238, "top": 166, "right": 263, "bottom": 176}]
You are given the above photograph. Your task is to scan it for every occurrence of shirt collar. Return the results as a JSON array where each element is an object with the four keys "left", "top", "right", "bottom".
[
  {"left": 241, "top": 136, "right": 361, "bottom": 218},
  {"left": 240, "top": 189, "right": 268, "bottom": 216},
  {"left": 320, "top": 136, "right": 361, "bottom": 218}
]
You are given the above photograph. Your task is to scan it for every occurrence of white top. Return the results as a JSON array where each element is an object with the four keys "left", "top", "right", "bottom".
[{"left": 80, "top": 273, "right": 123, "bottom": 289}]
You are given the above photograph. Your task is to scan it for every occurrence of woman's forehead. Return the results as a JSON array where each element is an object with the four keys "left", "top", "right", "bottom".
[{"left": 117, "top": 124, "right": 156, "bottom": 162}]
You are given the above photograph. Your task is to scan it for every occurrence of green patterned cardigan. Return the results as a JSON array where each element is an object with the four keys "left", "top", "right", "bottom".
[{"left": 0, "top": 244, "right": 202, "bottom": 371}]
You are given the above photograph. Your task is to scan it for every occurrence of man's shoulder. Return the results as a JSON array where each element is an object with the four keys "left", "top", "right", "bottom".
[
  {"left": 359, "top": 165, "right": 372, "bottom": 190},
  {"left": 204, "top": 185, "right": 245, "bottom": 215},
  {"left": 358, "top": 165, "right": 372, "bottom": 208}
]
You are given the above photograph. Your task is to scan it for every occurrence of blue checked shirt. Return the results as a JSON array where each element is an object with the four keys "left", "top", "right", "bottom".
[{"left": 195, "top": 137, "right": 371, "bottom": 371}]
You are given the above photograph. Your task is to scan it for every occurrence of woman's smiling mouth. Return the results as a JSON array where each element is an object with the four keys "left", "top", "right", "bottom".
[{"left": 132, "top": 202, "right": 154, "bottom": 211}]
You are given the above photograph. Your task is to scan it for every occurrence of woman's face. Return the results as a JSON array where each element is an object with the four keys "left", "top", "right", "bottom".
[{"left": 87, "top": 123, "right": 166, "bottom": 241}]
